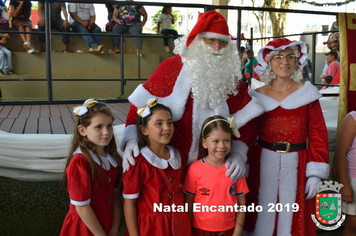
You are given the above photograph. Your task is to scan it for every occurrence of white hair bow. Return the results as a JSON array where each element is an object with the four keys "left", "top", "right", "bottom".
[
  {"left": 73, "top": 98, "right": 98, "bottom": 117},
  {"left": 137, "top": 98, "right": 158, "bottom": 118},
  {"left": 227, "top": 117, "right": 241, "bottom": 138}
]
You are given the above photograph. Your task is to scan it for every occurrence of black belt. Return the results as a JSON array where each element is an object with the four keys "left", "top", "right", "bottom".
[{"left": 257, "top": 139, "right": 307, "bottom": 153}]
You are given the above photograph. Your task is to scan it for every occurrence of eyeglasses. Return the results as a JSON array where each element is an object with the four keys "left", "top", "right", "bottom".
[
  {"left": 273, "top": 54, "right": 297, "bottom": 62},
  {"left": 203, "top": 38, "right": 228, "bottom": 48}
]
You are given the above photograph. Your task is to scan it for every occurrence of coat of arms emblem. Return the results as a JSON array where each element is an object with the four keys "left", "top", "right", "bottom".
[{"left": 311, "top": 180, "right": 346, "bottom": 231}]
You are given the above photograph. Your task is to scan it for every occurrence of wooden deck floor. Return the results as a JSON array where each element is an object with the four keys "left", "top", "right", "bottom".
[{"left": 0, "top": 102, "right": 130, "bottom": 134}]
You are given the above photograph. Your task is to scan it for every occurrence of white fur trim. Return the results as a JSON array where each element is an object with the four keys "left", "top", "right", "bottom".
[
  {"left": 197, "top": 32, "right": 231, "bottom": 42},
  {"left": 141, "top": 145, "right": 181, "bottom": 170},
  {"left": 276, "top": 151, "right": 298, "bottom": 236},
  {"left": 119, "top": 125, "right": 137, "bottom": 152},
  {"left": 187, "top": 100, "right": 223, "bottom": 165},
  {"left": 252, "top": 148, "right": 298, "bottom": 236},
  {"left": 128, "top": 69, "right": 191, "bottom": 122},
  {"left": 123, "top": 193, "right": 139, "bottom": 199},
  {"left": 70, "top": 198, "right": 90, "bottom": 206},
  {"left": 231, "top": 96, "right": 265, "bottom": 129},
  {"left": 249, "top": 82, "right": 321, "bottom": 112},
  {"left": 254, "top": 41, "right": 308, "bottom": 76},
  {"left": 305, "top": 161, "right": 330, "bottom": 179}
]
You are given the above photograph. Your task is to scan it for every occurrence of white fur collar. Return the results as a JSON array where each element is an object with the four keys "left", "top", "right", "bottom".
[
  {"left": 128, "top": 69, "right": 191, "bottom": 122},
  {"left": 141, "top": 145, "right": 181, "bottom": 170},
  {"left": 249, "top": 82, "right": 321, "bottom": 112},
  {"left": 73, "top": 147, "right": 118, "bottom": 171}
]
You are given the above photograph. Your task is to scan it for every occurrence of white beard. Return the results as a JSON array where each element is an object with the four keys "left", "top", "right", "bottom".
[{"left": 181, "top": 38, "right": 242, "bottom": 109}]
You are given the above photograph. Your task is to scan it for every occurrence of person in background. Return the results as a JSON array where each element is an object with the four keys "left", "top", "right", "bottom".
[
  {"left": 321, "top": 50, "right": 340, "bottom": 79},
  {"left": 0, "top": 33, "right": 16, "bottom": 75},
  {"left": 38, "top": 1, "right": 70, "bottom": 53},
  {"left": 240, "top": 46, "right": 248, "bottom": 88},
  {"left": 10, "top": 0, "right": 35, "bottom": 53},
  {"left": 335, "top": 111, "right": 356, "bottom": 236},
  {"left": 106, "top": 3, "right": 115, "bottom": 21},
  {"left": 157, "top": 5, "right": 178, "bottom": 53},
  {"left": 111, "top": 1, "right": 147, "bottom": 56},
  {"left": 244, "top": 49, "right": 259, "bottom": 81},
  {"left": 302, "top": 43, "right": 311, "bottom": 82},
  {"left": 0, "top": 0, "right": 9, "bottom": 31},
  {"left": 68, "top": 3, "right": 103, "bottom": 54}
]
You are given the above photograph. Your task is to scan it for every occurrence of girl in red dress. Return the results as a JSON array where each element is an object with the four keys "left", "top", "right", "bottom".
[
  {"left": 60, "top": 98, "right": 122, "bottom": 236},
  {"left": 122, "top": 98, "right": 192, "bottom": 236}
]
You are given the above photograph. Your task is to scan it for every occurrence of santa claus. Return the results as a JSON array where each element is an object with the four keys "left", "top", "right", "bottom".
[{"left": 120, "top": 11, "right": 264, "bottom": 180}]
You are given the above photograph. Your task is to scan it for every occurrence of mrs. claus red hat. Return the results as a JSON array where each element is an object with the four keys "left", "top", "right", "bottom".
[
  {"left": 254, "top": 38, "right": 307, "bottom": 76},
  {"left": 186, "top": 11, "right": 231, "bottom": 47}
]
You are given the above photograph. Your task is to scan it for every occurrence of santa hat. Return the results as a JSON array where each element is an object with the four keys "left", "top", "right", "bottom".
[
  {"left": 180, "top": 11, "right": 231, "bottom": 56},
  {"left": 254, "top": 38, "right": 308, "bottom": 76}
]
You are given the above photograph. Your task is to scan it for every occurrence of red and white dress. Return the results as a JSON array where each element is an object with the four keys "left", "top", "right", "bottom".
[
  {"left": 60, "top": 148, "right": 119, "bottom": 236},
  {"left": 121, "top": 55, "right": 264, "bottom": 167},
  {"left": 122, "top": 145, "right": 190, "bottom": 235},
  {"left": 244, "top": 82, "right": 330, "bottom": 236}
]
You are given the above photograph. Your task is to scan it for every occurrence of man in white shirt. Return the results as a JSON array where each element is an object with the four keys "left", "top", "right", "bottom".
[{"left": 68, "top": 3, "right": 103, "bottom": 54}]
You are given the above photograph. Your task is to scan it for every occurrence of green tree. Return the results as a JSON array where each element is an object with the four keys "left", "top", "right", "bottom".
[
  {"left": 242, "top": 0, "right": 292, "bottom": 46},
  {"left": 151, "top": 9, "right": 182, "bottom": 33}
]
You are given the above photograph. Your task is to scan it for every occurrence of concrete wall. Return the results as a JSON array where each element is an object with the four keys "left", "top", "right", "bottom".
[{"left": 0, "top": 30, "right": 176, "bottom": 101}]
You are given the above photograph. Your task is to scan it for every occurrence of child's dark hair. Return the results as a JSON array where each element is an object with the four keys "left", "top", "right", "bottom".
[
  {"left": 136, "top": 103, "right": 173, "bottom": 149},
  {"left": 162, "top": 5, "right": 171, "bottom": 14},
  {"left": 62, "top": 102, "right": 122, "bottom": 196},
  {"left": 198, "top": 115, "right": 233, "bottom": 160},
  {"left": 324, "top": 75, "right": 333, "bottom": 84}
]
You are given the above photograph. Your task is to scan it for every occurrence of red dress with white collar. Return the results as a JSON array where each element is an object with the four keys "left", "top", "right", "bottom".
[
  {"left": 60, "top": 149, "right": 119, "bottom": 236},
  {"left": 122, "top": 145, "right": 190, "bottom": 235}
]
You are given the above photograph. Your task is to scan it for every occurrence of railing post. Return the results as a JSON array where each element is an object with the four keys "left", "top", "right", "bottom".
[
  {"left": 44, "top": 0, "right": 53, "bottom": 102},
  {"left": 237, "top": 9, "right": 242, "bottom": 51},
  {"left": 138, "top": 37, "right": 141, "bottom": 80},
  {"left": 249, "top": 27, "right": 254, "bottom": 85},
  {"left": 311, "top": 33, "right": 317, "bottom": 84},
  {"left": 120, "top": 35, "right": 125, "bottom": 96}
]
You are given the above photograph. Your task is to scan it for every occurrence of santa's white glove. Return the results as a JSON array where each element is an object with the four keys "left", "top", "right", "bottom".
[
  {"left": 305, "top": 176, "right": 321, "bottom": 200},
  {"left": 122, "top": 140, "right": 140, "bottom": 173},
  {"left": 225, "top": 152, "right": 246, "bottom": 181}
]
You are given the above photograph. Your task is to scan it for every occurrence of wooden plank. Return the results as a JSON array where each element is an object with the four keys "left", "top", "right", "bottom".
[
  {"left": 49, "top": 105, "right": 61, "bottom": 117},
  {"left": 29, "top": 105, "right": 40, "bottom": 118},
  {"left": 116, "top": 103, "right": 130, "bottom": 115},
  {"left": 113, "top": 119, "right": 124, "bottom": 126},
  {"left": 61, "top": 116, "right": 75, "bottom": 134},
  {"left": 58, "top": 104, "right": 72, "bottom": 117},
  {"left": 107, "top": 104, "right": 126, "bottom": 115},
  {"left": 18, "top": 105, "right": 31, "bottom": 118},
  {"left": 38, "top": 117, "right": 51, "bottom": 134},
  {"left": 7, "top": 105, "right": 22, "bottom": 118},
  {"left": 0, "top": 118, "right": 14, "bottom": 132},
  {"left": 24, "top": 117, "right": 38, "bottom": 134},
  {"left": 0, "top": 106, "right": 12, "bottom": 118},
  {"left": 40, "top": 105, "right": 50, "bottom": 118},
  {"left": 50, "top": 117, "right": 66, "bottom": 134},
  {"left": 10, "top": 117, "right": 27, "bottom": 134}
]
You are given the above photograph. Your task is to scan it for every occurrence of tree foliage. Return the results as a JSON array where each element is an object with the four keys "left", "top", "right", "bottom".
[
  {"left": 151, "top": 9, "right": 182, "bottom": 32},
  {"left": 246, "top": 0, "right": 292, "bottom": 46}
]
